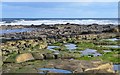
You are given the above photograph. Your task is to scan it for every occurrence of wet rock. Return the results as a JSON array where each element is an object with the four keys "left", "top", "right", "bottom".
[
  {"left": 2, "top": 59, "right": 115, "bottom": 73},
  {"left": 111, "top": 27, "right": 119, "bottom": 33},
  {"left": 32, "top": 52, "right": 44, "bottom": 60},
  {"left": 60, "top": 53, "right": 73, "bottom": 59},
  {"left": 16, "top": 53, "right": 35, "bottom": 63},
  {"left": 43, "top": 53, "right": 54, "bottom": 59},
  {"left": 1, "top": 24, "right": 118, "bottom": 41}
]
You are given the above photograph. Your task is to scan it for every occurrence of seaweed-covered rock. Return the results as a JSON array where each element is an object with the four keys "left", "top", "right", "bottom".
[{"left": 60, "top": 52, "right": 73, "bottom": 59}]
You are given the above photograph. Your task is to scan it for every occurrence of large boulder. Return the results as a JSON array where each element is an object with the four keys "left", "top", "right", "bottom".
[{"left": 16, "top": 53, "right": 35, "bottom": 63}]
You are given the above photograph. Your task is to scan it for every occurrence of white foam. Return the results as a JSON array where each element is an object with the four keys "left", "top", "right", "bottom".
[
  {"left": 0, "top": 19, "right": 118, "bottom": 25},
  {"left": 0, "top": 22, "right": 5, "bottom": 25}
]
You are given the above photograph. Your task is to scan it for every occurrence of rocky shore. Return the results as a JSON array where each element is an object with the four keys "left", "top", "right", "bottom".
[
  {"left": 1, "top": 24, "right": 120, "bottom": 42},
  {"left": 0, "top": 24, "right": 120, "bottom": 74}
]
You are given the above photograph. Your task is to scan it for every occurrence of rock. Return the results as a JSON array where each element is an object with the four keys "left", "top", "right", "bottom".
[
  {"left": 16, "top": 53, "right": 35, "bottom": 63},
  {"left": 43, "top": 53, "right": 54, "bottom": 59},
  {"left": 32, "top": 53, "right": 44, "bottom": 60},
  {"left": 39, "top": 43, "right": 47, "bottom": 49},
  {"left": 0, "top": 50, "right": 3, "bottom": 75},
  {"left": 2, "top": 59, "right": 115, "bottom": 73},
  {"left": 112, "top": 27, "right": 119, "bottom": 32},
  {"left": 84, "top": 63, "right": 114, "bottom": 73},
  {"left": 2, "top": 50, "right": 10, "bottom": 56},
  {"left": 60, "top": 52, "right": 73, "bottom": 59}
]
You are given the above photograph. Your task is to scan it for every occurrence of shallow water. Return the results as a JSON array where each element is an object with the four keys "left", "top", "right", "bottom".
[
  {"left": 38, "top": 65, "right": 120, "bottom": 73},
  {"left": 80, "top": 48, "right": 102, "bottom": 57},
  {"left": 101, "top": 45, "right": 120, "bottom": 48},
  {"left": 113, "top": 64, "right": 120, "bottom": 71},
  {"left": 65, "top": 43, "right": 77, "bottom": 50},
  {"left": 39, "top": 68, "right": 72, "bottom": 73},
  {"left": 47, "top": 46, "right": 59, "bottom": 51},
  {"left": 0, "top": 28, "right": 34, "bottom": 34},
  {"left": 107, "top": 38, "right": 120, "bottom": 41},
  {"left": 103, "top": 50, "right": 112, "bottom": 53}
]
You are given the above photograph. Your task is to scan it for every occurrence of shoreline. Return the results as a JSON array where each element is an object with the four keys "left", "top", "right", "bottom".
[
  {"left": 0, "top": 24, "right": 119, "bottom": 41},
  {"left": 0, "top": 24, "right": 120, "bottom": 73}
]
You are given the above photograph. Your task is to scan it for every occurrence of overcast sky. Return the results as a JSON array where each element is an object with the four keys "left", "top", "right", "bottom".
[{"left": 1, "top": 2, "right": 118, "bottom": 18}]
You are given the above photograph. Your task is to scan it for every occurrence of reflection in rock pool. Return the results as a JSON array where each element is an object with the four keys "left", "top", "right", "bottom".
[
  {"left": 81, "top": 49, "right": 102, "bottom": 57},
  {"left": 65, "top": 43, "right": 77, "bottom": 50},
  {"left": 39, "top": 68, "right": 72, "bottom": 73}
]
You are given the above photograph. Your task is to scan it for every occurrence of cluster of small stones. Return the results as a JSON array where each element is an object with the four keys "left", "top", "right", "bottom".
[
  {"left": 1, "top": 38, "right": 47, "bottom": 62},
  {"left": 1, "top": 38, "right": 80, "bottom": 63}
]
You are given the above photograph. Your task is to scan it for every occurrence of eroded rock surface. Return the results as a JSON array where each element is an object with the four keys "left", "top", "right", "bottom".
[{"left": 2, "top": 59, "right": 115, "bottom": 73}]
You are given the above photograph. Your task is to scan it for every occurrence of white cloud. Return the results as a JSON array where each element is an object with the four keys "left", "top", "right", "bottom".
[{"left": 1, "top": 0, "right": 119, "bottom": 2}]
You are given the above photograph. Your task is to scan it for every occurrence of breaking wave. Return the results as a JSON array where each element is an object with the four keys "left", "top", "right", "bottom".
[{"left": 0, "top": 19, "right": 118, "bottom": 25}]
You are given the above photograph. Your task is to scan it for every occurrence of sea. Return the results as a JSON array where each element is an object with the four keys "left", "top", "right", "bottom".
[{"left": 0, "top": 18, "right": 118, "bottom": 25}]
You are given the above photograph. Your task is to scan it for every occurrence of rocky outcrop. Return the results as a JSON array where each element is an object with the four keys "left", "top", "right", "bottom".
[
  {"left": 41, "top": 59, "right": 115, "bottom": 73},
  {"left": 2, "top": 59, "right": 115, "bottom": 73},
  {"left": 1, "top": 24, "right": 118, "bottom": 42},
  {"left": 16, "top": 53, "right": 34, "bottom": 63},
  {"left": 1, "top": 39, "right": 48, "bottom": 56}
]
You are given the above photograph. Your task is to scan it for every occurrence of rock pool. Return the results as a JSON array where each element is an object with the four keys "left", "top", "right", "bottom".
[
  {"left": 65, "top": 43, "right": 77, "bottom": 50},
  {"left": 113, "top": 64, "right": 120, "bottom": 71},
  {"left": 80, "top": 48, "right": 102, "bottom": 57},
  {"left": 103, "top": 50, "right": 112, "bottom": 53},
  {"left": 47, "top": 46, "right": 59, "bottom": 51},
  {"left": 39, "top": 68, "right": 72, "bottom": 73},
  {"left": 106, "top": 38, "right": 120, "bottom": 41}
]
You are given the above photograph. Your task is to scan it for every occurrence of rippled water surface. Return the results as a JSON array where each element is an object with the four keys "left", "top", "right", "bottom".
[{"left": 39, "top": 68, "right": 72, "bottom": 73}]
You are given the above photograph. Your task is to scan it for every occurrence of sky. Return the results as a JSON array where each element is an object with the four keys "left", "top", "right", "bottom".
[
  {"left": 1, "top": 2, "right": 118, "bottom": 18},
  {"left": 1, "top": 0, "right": 119, "bottom": 2}
]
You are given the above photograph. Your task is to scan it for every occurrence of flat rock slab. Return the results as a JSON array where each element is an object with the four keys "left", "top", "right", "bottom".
[
  {"left": 2, "top": 59, "right": 114, "bottom": 73},
  {"left": 16, "top": 53, "right": 35, "bottom": 63}
]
